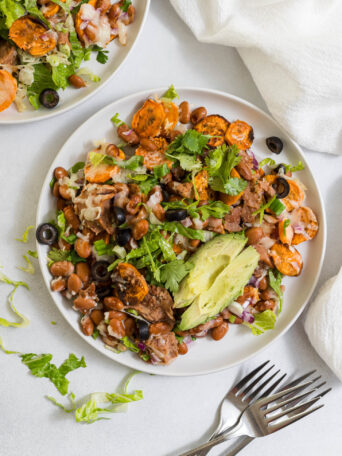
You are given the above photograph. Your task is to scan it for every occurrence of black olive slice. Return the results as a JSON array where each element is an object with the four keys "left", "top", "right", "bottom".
[
  {"left": 96, "top": 286, "right": 113, "bottom": 298},
  {"left": 137, "top": 320, "right": 150, "bottom": 340},
  {"left": 272, "top": 177, "right": 290, "bottom": 199},
  {"left": 266, "top": 136, "right": 283, "bottom": 154},
  {"left": 91, "top": 261, "right": 111, "bottom": 282},
  {"left": 39, "top": 89, "right": 59, "bottom": 109},
  {"left": 165, "top": 209, "right": 188, "bottom": 221},
  {"left": 113, "top": 207, "right": 126, "bottom": 225},
  {"left": 116, "top": 228, "right": 131, "bottom": 246},
  {"left": 273, "top": 163, "right": 286, "bottom": 175},
  {"left": 36, "top": 223, "right": 58, "bottom": 245}
]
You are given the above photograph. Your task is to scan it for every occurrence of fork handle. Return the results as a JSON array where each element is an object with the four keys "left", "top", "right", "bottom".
[
  {"left": 222, "top": 436, "right": 254, "bottom": 456},
  {"left": 179, "top": 427, "right": 244, "bottom": 456}
]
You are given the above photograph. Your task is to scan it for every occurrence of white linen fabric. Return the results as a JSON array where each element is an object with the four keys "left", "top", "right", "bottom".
[
  {"left": 170, "top": 0, "right": 342, "bottom": 155},
  {"left": 305, "top": 267, "right": 342, "bottom": 381}
]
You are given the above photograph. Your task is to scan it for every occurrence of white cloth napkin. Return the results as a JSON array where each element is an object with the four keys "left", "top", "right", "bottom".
[
  {"left": 170, "top": 0, "right": 342, "bottom": 155},
  {"left": 305, "top": 267, "right": 342, "bottom": 381}
]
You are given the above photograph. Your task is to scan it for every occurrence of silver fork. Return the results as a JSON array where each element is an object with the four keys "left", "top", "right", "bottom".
[
  {"left": 196, "top": 361, "right": 314, "bottom": 456},
  {"left": 180, "top": 380, "right": 329, "bottom": 456}
]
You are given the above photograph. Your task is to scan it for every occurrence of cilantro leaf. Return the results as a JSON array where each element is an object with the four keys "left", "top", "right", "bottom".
[
  {"left": 246, "top": 310, "right": 277, "bottom": 335},
  {"left": 69, "top": 161, "right": 85, "bottom": 174},
  {"left": 161, "top": 84, "right": 179, "bottom": 100},
  {"left": 268, "top": 269, "right": 284, "bottom": 312},
  {"left": 197, "top": 201, "right": 230, "bottom": 220},
  {"left": 162, "top": 221, "right": 206, "bottom": 241},
  {"left": 92, "top": 45, "right": 109, "bottom": 64},
  {"left": 120, "top": 0, "right": 131, "bottom": 12},
  {"left": 160, "top": 260, "right": 193, "bottom": 293},
  {"left": 166, "top": 130, "right": 210, "bottom": 172},
  {"left": 206, "top": 144, "right": 248, "bottom": 195}
]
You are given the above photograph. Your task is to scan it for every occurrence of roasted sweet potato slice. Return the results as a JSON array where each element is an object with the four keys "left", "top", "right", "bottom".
[
  {"left": 193, "top": 169, "right": 211, "bottom": 201},
  {"left": 225, "top": 120, "right": 254, "bottom": 150},
  {"left": 269, "top": 242, "right": 303, "bottom": 276},
  {"left": 194, "top": 115, "right": 229, "bottom": 148},
  {"left": 161, "top": 100, "right": 179, "bottom": 134},
  {"left": 135, "top": 137, "right": 172, "bottom": 170},
  {"left": 132, "top": 99, "right": 166, "bottom": 138},
  {"left": 42, "top": 2, "right": 60, "bottom": 18},
  {"left": 265, "top": 175, "right": 305, "bottom": 212},
  {"left": 0, "top": 70, "right": 17, "bottom": 112},
  {"left": 9, "top": 16, "right": 56, "bottom": 56},
  {"left": 278, "top": 219, "right": 294, "bottom": 245},
  {"left": 218, "top": 168, "right": 244, "bottom": 206},
  {"left": 84, "top": 148, "right": 123, "bottom": 183},
  {"left": 113, "top": 263, "right": 149, "bottom": 305},
  {"left": 291, "top": 206, "right": 318, "bottom": 245}
]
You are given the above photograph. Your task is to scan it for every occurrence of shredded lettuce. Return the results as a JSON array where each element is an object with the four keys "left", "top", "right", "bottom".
[
  {"left": 0, "top": 0, "right": 25, "bottom": 27},
  {"left": 76, "top": 67, "right": 100, "bottom": 83},
  {"left": 15, "top": 225, "right": 34, "bottom": 243},
  {"left": 285, "top": 161, "right": 305, "bottom": 173},
  {"left": 0, "top": 336, "right": 19, "bottom": 354},
  {"left": 0, "top": 271, "right": 30, "bottom": 328},
  {"left": 120, "top": 336, "right": 139, "bottom": 353},
  {"left": 21, "top": 352, "right": 86, "bottom": 396},
  {"left": 259, "top": 158, "right": 276, "bottom": 168},
  {"left": 27, "top": 64, "right": 57, "bottom": 110},
  {"left": 246, "top": 310, "right": 277, "bottom": 335},
  {"left": 268, "top": 269, "right": 284, "bottom": 312},
  {"left": 46, "top": 393, "right": 76, "bottom": 413},
  {"left": 161, "top": 84, "right": 179, "bottom": 101},
  {"left": 17, "top": 254, "right": 35, "bottom": 274}
]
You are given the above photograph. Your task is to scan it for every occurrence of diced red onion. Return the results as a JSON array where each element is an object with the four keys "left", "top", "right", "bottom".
[
  {"left": 247, "top": 150, "right": 259, "bottom": 170},
  {"left": 121, "top": 129, "right": 133, "bottom": 136},
  {"left": 241, "top": 310, "right": 255, "bottom": 324},
  {"left": 80, "top": 21, "right": 89, "bottom": 30},
  {"left": 183, "top": 335, "right": 193, "bottom": 346},
  {"left": 228, "top": 302, "right": 243, "bottom": 317},
  {"left": 293, "top": 224, "right": 305, "bottom": 234},
  {"left": 181, "top": 217, "right": 192, "bottom": 228},
  {"left": 41, "top": 33, "right": 49, "bottom": 41},
  {"left": 137, "top": 342, "right": 146, "bottom": 351}
]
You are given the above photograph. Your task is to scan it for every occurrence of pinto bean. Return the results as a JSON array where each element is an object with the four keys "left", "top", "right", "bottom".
[
  {"left": 67, "top": 273, "right": 83, "bottom": 294},
  {"left": 149, "top": 322, "right": 172, "bottom": 335},
  {"left": 50, "top": 277, "right": 66, "bottom": 292},
  {"left": 56, "top": 198, "right": 66, "bottom": 211},
  {"left": 68, "top": 74, "right": 86, "bottom": 89},
  {"left": 132, "top": 219, "right": 149, "bottom": 240},
  {"left": 106, "top": 144, "right": 123, "bottom": 158},
  {"left": 246, "top": 227, "right": 264, "bottom": 246},
  {"left": 90, "top": 309, "right": 104, "bottom": 326},
  {"left": 108, "top": 3, "right": 121, "bottom": 20},
  {"left": 259, "top": 276, "right": 268, "bottom": 291},
  {"left": 168, "top": 130, "right": 182, "bottom": 142},
  {"left": 80, "top": 315, "right": 94, "bottom": 336},
  {"left": 52, "top": 182, "right": 59, "bottom": 198},
  {"left": 58, "top": 184, "right": 73, "bottom": 200},
  {"left": 96, "top": 0, "right": 110, "bottom": 14},
  {"left": 74, "top": 295, "right": 96, "bottom": 312},
  {"left": 74, "top": 239, "right": 91, "bottom": 258},
  {"left": 126, "top": 194, "right": 141, "bottom": 215},
  {"left": 211, "top": 322, "right": 229, "bottom": 340},
  {"left": 109, "top": 318, "right": 125, "bottom": 338},
  {"left": 50, "top": 261, "right": 74, "bottom": 277},
  {"left": 54, "top": 167, "right": 68, "bottom": 180},
  {"left": 254, "top": 299, "right": 276, "bottom": 312},
  {"left": 106, "top": 310, "right": 126, "bottom": 320},
  {"left": 104, "top": 296, "right": 124, "bottom": 311},
  {"left": 179, "top": 101, "right": 190, "bottom": 124},
  {"left": 178, "top": 342, "right": 188, "bottom": 355},
  {"left": 190, "top": 107, "right": 207, "bottom": 125},
  {"left": 76, "top": 262, "right": 90, "bottom": 284},
  {"left": 85, "top": 23, "right": 97, "bottom": 42},
  {"left": 117, "top": 124, "right": 139, "bottom": 145},
  {"left": 140, "top": 138, "right": 157, "bottom": 151},
  {"left": 63, "top": 206, "right": 80, "bottom": 231},
  {"left": 124, "top": 317, "right": 135, "bottom": 337},
  {"left": 260, "top": 287, "right": 276, "bottom": 301}
]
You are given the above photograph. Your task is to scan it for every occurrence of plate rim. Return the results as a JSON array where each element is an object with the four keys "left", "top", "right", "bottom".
[
  {"left": 0, "top": 0, "right": 150, "bottom": 125},
  {"left": 36, "top": 86, "right": 327, "bottom": 376}
]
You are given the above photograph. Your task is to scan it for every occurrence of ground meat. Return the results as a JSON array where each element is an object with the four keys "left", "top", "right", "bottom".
[
  {"left": 131, "top": 285, "right": 175, "bottom": 324},
  {"left": 145, "top": 332, "right": 178, "bottom": 365},
  {"left": 171, "top": 166, "right": 185, "bottom": 181},
  {"left": 98, "top": 199, "right": 114, "bottom": 234},
  {"left": 242, "top": 183, "right": 263, "bottom": 210},
  {"left": 207, "top": 216, "right": 225, "bottom": 234},
  {"left": 0, "top": 40, "right": 17, "bottom": 65},
  {"left": 236, "top": 150, "right": 254, "bottom": 181},
  {"left": 167, "top": 181, "right": 194, "bottom": 199},
  {"left": 224, "top": 206, "right": 243, "bottom": 232},
  {"left": 258, "top": 179, "right": 276, "bottom": 198}
]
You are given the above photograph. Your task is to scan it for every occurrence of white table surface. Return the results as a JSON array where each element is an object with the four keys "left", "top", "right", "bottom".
[{"left": 1, "top": 1, "right": 342, "bottom": 455}]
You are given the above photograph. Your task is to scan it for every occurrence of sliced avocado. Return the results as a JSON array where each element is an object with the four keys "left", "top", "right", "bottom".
[
  {"left": 178, "top": 246, "right": 260, "bottom": 331},
  {"left": 174, "top": 233, "right": 247, "bottom": 308}
]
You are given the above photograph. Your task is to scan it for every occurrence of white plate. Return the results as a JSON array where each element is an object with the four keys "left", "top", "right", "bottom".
[
  {"left": 36, "top": 87, "right": 326, "bottom": 376},
  {"left": 0, "top": 0, "right": 150, "bottom": 124}
]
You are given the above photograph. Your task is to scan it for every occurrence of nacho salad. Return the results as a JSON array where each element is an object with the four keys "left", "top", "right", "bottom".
[
  {"left": 37, "top": 86, "right": 319, "bottom": 366},
  {"left": 0, "top": 0, "right": 135, "bottom": 112}
]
